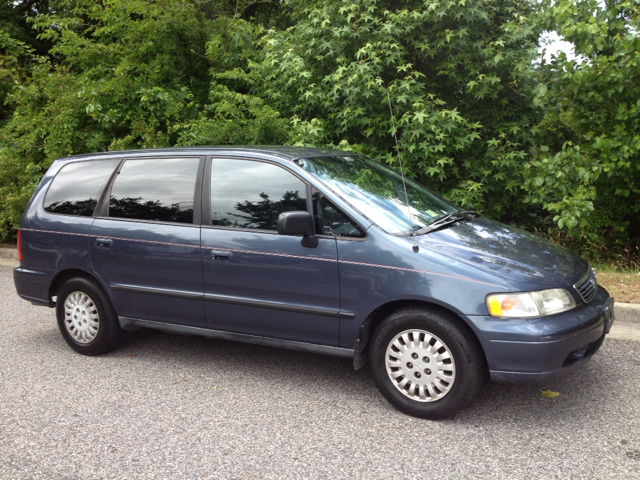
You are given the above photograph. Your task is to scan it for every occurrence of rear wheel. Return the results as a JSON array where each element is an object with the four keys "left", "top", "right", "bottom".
[
  {"left": 55, "top": 277, "right": 123, "bottom": 355},
  {"left": 370, "top": 307, "right": 484, "bottom": 419}
]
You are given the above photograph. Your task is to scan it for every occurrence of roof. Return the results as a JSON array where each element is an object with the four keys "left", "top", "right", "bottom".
[{"left": 54, "top": 145, "right": 355, "bottom": 163}]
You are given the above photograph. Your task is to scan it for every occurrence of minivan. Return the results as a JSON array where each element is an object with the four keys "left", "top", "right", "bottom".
[{"left": 14, "top": 146, "right": 615, "bottom": 419}]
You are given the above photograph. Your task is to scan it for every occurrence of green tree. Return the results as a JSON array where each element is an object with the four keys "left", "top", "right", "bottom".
[
  {"left": 0, "top": 1, "right": 55, "bottom": 124},
  {"left": 0, "top": 31, "right": 34, "bottom": 125},
  {"left": 0, "top": 0, "right": 287, "bottom": 240},
  {"left": 0, "top": 1, "right": 54, "bottom": 56},
  {"left": 254, "top": 0, "right": 543, "bottom": 221},
  {"left": 527, "top": 0, "right": 640, "bottom": 258}
]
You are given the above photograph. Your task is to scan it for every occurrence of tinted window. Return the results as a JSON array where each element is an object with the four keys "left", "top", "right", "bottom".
[
  {"left": 109, "top": 157, "right": 200, "bottom": 224},
  {"left": 44, "top": 160, "right": 119, "bottom": 216},
  {"left": 312, "top": 189, "right": 365, "bottom": 238},
  {"left": 211, "top": 158, "right": 307, "bottom": 231}
]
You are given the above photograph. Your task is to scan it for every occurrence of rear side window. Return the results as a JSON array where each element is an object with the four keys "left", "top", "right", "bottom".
[
  {"left": 44, "top": 160, "right": 119, "bottom": 216},
  {"left": 210, "top": 158, "right": 307, "bottom": 231},
  {"left": 108, "top": 157, "right": 200, "bottom": 224}
]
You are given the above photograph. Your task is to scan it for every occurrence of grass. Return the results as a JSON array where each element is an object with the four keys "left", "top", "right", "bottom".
[{"left": 593, "top": 266, "right": 640, "bottom": 304}]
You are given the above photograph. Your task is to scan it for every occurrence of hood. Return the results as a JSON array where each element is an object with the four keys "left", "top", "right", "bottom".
[{"left": 415, "top": 216, "right": 589, "bottom": 291}]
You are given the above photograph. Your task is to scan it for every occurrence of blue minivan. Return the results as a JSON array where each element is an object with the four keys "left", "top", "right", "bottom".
[{"left": 14, "top": 146, "right": 614, "bottom": 419}]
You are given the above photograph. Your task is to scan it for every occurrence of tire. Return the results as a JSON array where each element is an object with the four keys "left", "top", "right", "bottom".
[
  {"left": 369, "top": 307, "right": 484, "bottom": 419},
  {"left": 55, "top": 277, "right": 124, "bottom": 355}
]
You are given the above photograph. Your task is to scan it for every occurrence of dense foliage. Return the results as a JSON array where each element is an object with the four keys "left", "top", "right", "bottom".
[
  {"left": 0, "top": 0, "right": 288, "bottom": 240},
  {"left": 0, "top": 0, "right": 638, "bottom": 264},
  {"left": 527, "top": 0, "right": 640, "bottom": 261},
  {"left": 257, "top": 0, "right": 542, "bottom": 220}
]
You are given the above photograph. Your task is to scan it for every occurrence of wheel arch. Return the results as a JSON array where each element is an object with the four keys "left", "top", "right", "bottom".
[
  {"left": 354, "top": 299, "right": 488, "bottom": 372},
  {"left": 49, "top": 268, "right": 110, "bottom": 305}
]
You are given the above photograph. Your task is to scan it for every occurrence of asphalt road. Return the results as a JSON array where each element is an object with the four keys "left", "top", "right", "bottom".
[{"left": 1, "top": 266, "right": 639, "bottom": 480}]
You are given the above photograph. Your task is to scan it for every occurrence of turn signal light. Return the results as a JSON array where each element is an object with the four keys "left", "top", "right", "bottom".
[{"left": 486, "top": 289, "right": 576, "bottom": 318}]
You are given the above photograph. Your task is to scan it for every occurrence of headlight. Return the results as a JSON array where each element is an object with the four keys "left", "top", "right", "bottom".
[{"left": 486, "top": 289, "right": 576, "bottom": 318}]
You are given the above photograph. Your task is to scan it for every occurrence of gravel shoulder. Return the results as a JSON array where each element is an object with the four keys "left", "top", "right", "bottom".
[{"left": 1, "top": 266, "right": 640, "bottom": 479}]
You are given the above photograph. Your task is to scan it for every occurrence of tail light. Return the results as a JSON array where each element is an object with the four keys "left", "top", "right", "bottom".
[{"left": 17, "top": 229, "right": 22, "bottom": 261}]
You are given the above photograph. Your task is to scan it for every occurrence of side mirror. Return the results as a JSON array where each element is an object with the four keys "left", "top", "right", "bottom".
[{"left": 277, "top": 211, "right": 318, "bottom": 248}]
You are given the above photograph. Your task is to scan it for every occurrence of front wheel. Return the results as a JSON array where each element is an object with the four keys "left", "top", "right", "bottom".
[
  {"left": 370, "top": 307, "right": 484, "bottom": 419},
  {"left": 55, "top": 277, "right": 123, "bottom": 355}
]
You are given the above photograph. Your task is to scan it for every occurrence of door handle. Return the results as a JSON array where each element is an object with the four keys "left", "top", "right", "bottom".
[
  {"left": 95, "top": 238, "right": 113, "bottom": 249},
  {"left": 210, "top": 250, "right": 233, "bottom": 262}
]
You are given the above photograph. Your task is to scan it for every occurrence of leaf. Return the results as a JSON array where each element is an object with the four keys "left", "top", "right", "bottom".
[{"left": 541, "top": 389, "right": 560, "bottom": 398}]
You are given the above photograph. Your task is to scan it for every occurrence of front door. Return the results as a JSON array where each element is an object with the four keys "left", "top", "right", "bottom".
[{"left": 201, "top": 157, "right": 341, "bottom": 346}]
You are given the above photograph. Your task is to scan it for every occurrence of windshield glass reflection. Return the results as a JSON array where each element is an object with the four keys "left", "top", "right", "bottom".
[{"left": 299, "top": 156, "right": 459, "bottom": 235}]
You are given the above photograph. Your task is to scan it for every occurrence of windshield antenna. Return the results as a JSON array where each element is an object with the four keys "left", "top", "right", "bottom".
[{"left": 387, "top": 91, "right": 419, "bottom": 253}]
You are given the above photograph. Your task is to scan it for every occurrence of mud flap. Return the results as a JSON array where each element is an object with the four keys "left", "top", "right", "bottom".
[{"left": 353, "top": 315, "right": 372, "bottom": 370}]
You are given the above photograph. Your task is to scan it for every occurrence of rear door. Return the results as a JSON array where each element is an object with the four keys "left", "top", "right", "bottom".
[
  {"left": 201, "top": 156, "right": 341, "bottom": 346},
  {"left": 90, "top": 156, "right": 205, "bottom": 327}
]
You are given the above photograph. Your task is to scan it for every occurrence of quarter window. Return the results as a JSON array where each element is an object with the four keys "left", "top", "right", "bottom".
[
  {"left": 108, "top": 157, "right": 200, "bottom": 224},
  {"left": 211, "top": 158, "right": 307, "bottom": 231},
  {"left": 44, "top": 160, "right": 119, "bottom": 216},
  {"left": 312, "top": 189, "right": 365, "bottom": 238}
]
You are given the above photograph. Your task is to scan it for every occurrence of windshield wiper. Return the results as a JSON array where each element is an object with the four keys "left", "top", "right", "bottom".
[{"left": 416, "top": 210, "right": 478, "bottom": 235}]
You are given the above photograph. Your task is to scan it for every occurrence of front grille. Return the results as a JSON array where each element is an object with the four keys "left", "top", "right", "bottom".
[{"left": 574, "top": 270, "right": 598, "bottom": 304}]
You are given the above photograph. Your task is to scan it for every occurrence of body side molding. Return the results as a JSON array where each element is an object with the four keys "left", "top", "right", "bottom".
[
  {"left": 110, "top": 283, "right": 355, "bottom": 319},
  {"left": 203, "top": 292, "right": 355, "bottom": 319},
  {"left": 110, "top": 283, "right": 201, "bottom": 300}
]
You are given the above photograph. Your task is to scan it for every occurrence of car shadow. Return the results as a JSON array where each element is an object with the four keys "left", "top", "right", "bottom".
[
  {"left": 31, "top": 323, "right": 636, "bottom": 423},
  {"left": 114, "top": 328, "right": 631, "bottom": 421}
]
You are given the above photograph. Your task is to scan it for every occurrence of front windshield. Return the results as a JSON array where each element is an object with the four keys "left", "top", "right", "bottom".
[{"left": 298, "top": 155, "right": 460, "bottom": 236}]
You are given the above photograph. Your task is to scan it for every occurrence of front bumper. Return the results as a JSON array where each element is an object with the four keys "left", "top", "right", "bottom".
[{"left": 465, "top": 286, "right": 614, "bottom": 384}]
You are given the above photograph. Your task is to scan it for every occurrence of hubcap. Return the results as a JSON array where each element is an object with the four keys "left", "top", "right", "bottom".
[
  {"left": 385, "top": 329, "right": 456, "bottom": 402},
  {"left": 63, "top": 291, "right": 100, "bottom": 344}
]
